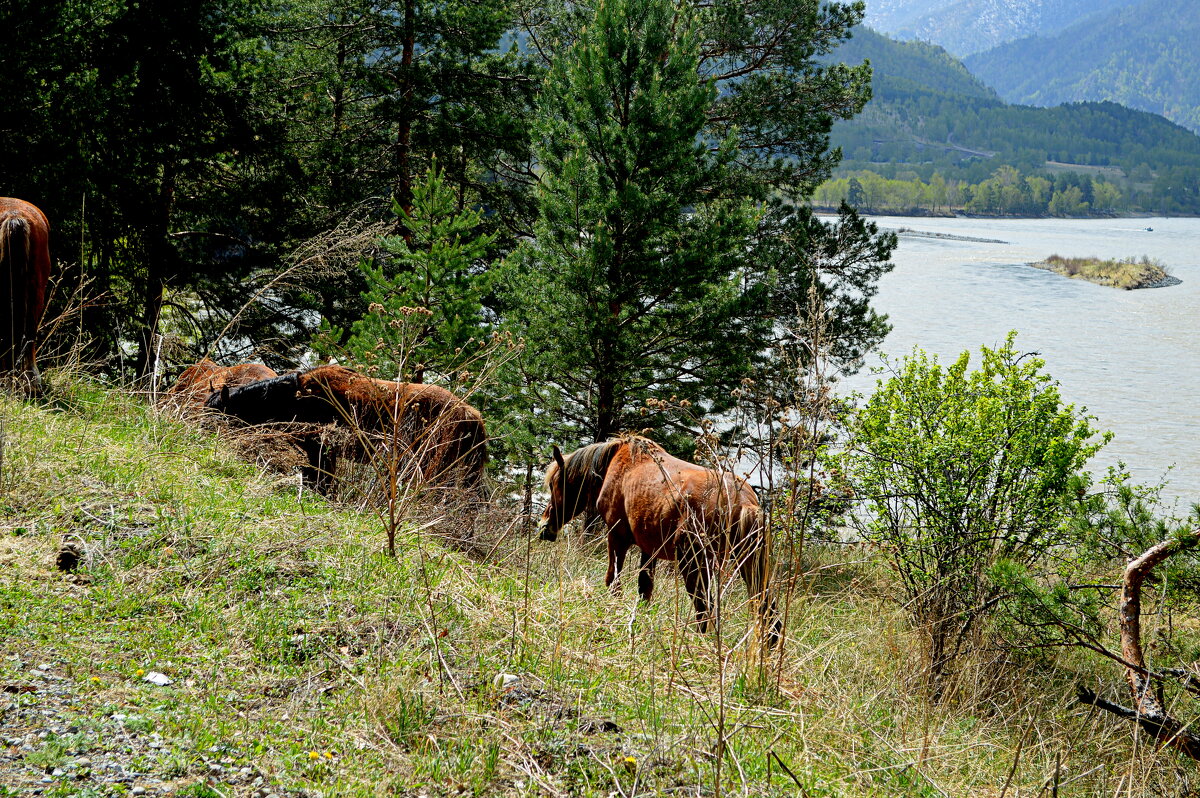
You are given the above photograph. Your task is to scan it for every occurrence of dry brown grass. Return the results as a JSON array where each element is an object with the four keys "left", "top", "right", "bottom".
[{"left": 1032, "top": 254, "right": 1173, "bottom": 290}]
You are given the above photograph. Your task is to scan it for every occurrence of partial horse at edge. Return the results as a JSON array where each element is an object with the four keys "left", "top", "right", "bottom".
[{"left": 0, "top": 198, "right": 52, "bottom": 392}]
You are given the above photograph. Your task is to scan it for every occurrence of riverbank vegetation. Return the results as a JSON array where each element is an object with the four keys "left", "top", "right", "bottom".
[
  {"left": 814, "top": 166, "right": 1174, "bottom": 218},
  {"left": 1030, "top": 254, "right": 1178, "bottom": 289}
]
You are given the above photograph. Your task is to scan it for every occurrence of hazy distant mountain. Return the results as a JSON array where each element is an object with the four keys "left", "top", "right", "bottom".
[
  {"left": 861, "top": 0, "right": 949, "bottom": 34},
  {"left": 865, "top": 0, "right": 1138, "bottom": 56},
  {"left": 964, "top": 0, "right": 1200, "bottom": 133}
]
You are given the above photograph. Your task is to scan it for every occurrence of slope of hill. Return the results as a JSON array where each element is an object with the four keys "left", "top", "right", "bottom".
[
  {"left": 888, "top": 0, "right": 1137, "bottom": 56},
  {"left": 831, "top": 27, "right": 1200, "bottom": 172},
  {"left": 837, "top": 26, "right": 998, "bottom": 101},
  {"left": 0, "top": 373, "right": 1182, "bottom": 795},
  {"left": 964, "top": 0, "right": 1200, "bottom": 133}
]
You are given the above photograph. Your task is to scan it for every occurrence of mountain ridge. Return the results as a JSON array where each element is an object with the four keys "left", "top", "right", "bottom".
[
  {"left": 963, "top": 0, "right": 1200, "bottom": 133},
  {"left": 822, "top": 26, "right": 1200, "bottom": 213},
  {"left": 885, "top": 0, "right": 1139, "bottom": 56}
]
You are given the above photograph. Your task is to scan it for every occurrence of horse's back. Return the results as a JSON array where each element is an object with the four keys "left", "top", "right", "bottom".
[
  {"left": 297, "top": 366, "right": 488, "bottom": 488},
  {"left": 166, "top": 360, "right": 278, "bottom": 405},
  {"left": 610, "top": 440, "right": 758, "bottom": 557}
]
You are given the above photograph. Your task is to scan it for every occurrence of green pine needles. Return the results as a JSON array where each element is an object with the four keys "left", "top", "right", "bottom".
[
  {"left": 506, "top": 0, "right": 763, "bottom": 442},
  {"left": 346, "top": 161, "right": 499, "bottom": 383}
]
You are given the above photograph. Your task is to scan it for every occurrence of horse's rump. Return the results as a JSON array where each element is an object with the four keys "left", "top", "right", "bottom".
[{"left": 0, "top": 198, "right": 52, "bottom": 382}]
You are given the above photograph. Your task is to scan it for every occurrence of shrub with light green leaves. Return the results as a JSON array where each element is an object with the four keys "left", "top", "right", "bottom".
[{"left": 842, "top": 332, "right": 1107, "bottom": 695}]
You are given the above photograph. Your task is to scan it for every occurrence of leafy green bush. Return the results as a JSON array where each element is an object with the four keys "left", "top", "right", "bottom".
[{"left": 842, "top": 333, "right": 1107, "bottom": 695}]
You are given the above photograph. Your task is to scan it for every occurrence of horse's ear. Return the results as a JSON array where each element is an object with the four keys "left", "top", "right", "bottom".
[
  {"left": 220, "top": 385, "right": 230, "bottom": 403},
  {"left": 552, "top": 445, "right": 565, "bottom": 469}
]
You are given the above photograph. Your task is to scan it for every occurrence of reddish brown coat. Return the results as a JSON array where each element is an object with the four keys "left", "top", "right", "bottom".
[
  {"left": 163, "top": 359, "right": 279, "bottom": 411},
  {"left": 294, "top": 365, "right": 488, "bottom": 490},
  {"left": 537, "top": 436, "right": 780, "bottom": 644},
  {"left": 0, "top": 198, "right": 52, "bottom": 388}
]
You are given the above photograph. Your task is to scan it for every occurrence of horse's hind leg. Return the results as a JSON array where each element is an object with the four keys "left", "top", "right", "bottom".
[
  {"left": 636, "top": 549, "right": 656, "bottom": 602},
  {"left": 17, "top": 339, "right": 43, "bottom": 394},
  {"left": 735, "top": 536, "right": 782, "bottom": 646},
  {"left": 679, "top": 536, "right": 712, "bottom": 632}
]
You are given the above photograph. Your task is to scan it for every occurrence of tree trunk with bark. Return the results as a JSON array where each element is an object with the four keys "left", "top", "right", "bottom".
[{"left": 1079, "top": 529, "right": 1200, "bottom": 760}]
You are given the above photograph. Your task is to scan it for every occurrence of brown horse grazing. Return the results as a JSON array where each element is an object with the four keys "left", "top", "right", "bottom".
[
  {"left": 537, "top": 436, "right": 781, "bottom": 645},
  {"left": 160, "top": 359, "right": 279, "bottom": 411},
  {"left": 205, "top": 364, "right": 488, "bottom": 493},
  {"left": 0, "top": 198, "right": 52, "bottom": 391}
]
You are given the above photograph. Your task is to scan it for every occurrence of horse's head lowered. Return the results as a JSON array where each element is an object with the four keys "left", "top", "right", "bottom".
[{"left": 536, "top": 441, "right": 618, "bottom": 541}]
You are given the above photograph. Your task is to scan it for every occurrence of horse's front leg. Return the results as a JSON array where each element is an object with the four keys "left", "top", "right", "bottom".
[
  {"left": 299, "top": 432, "right": 337, "bottom": 495},
  {"left": 678, "top": 534, "right": 712, "bottom": 632}
]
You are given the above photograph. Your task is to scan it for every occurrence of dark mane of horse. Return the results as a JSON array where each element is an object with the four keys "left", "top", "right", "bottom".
[
  {"left": 546, "top": 435, "right": 668, "bottom": 507},
  {"left": 204, "top": 372, "right": 301, "bottom": 423}
]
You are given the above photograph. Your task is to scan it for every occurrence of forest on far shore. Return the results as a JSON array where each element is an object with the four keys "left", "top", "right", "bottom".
[{"left": 814, "top": 164, "right": 1178, "bottom": 217}]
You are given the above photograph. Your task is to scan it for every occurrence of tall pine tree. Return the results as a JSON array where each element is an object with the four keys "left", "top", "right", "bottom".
[{"left": 505, "top": 0, "right": 765, "bottom": 443}]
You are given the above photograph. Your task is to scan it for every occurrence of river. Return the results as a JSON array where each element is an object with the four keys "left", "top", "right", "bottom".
[{"left": 839, "top": 215, "right": 1200, "bottom": 509}]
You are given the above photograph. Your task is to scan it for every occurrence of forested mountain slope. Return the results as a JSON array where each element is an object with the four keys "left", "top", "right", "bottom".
[
  {"left": 837, "top": 26, "right": 997, "bottom": 101},
  {"left": 831, "top": 27, "right": 1200, "bottom": 178},
  {"left": 964, "top": 0, "right": 1200, "bottom": 134},
  {"left": 822, "top": 26, "right": 1200, "bottom": 214}
]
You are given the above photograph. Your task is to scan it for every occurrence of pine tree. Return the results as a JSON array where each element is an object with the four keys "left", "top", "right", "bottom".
[
  {"left": 344, "top": 161, "right": 498, "bottom": 384},
  {"left": 505, "top": 0, "right": 764, "bottom": 443}
]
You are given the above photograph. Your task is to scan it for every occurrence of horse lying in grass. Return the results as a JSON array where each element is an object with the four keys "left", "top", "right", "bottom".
[
  {"left": 537, "top": 435, "right": 781, "bottom": 645},
  {"left": 204, "top": 364, "right": 487, "bottom": 495},
  {"left": 0, "top": 198, "right": 52, "bottom": 392},
  {"left": 161, "top": 359, "right": 278, "bottom": 412}
]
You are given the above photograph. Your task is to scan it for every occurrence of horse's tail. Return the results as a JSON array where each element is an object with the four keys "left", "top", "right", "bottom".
[
  {"left": 0, "top": 212, "right": 32, "bottom": 268},
  {"left": 735, "top": 504, "right": 782, "bottom": 647},
  {"left": 450, "top": 402, "right": 489, "bottom": 495}
]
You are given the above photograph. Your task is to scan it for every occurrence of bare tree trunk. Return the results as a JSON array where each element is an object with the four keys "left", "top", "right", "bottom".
[
  {"left": 1079, "top": 529, "right": 1200, "bottom": 760},
  {"left": 394, "top": 0, "right": 416, "bottom": 221}
]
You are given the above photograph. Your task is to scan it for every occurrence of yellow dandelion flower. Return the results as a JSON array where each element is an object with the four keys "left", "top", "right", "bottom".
[{"left": 308, "top": 751, "right": 321, "bottom": 761}]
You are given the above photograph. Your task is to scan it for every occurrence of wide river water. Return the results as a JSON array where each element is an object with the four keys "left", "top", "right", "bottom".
[{"left": 839, "top": 215, "right": 1200, "bottom": 508}]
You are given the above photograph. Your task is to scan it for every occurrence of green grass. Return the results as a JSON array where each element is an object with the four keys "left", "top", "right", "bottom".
[
  {"left": 1, "top": 375, "right": 1197, "bottom": 796},
  {"left": 1032, "top": 254, "right": 1173, "bottom": 289}
]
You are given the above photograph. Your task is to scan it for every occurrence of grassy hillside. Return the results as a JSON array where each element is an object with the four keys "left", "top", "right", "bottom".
[
  {"left": 0, "top": 378, "right": 1196, "bottom": 796},
  {"left": 964, "top": 0, "right": 1200, "bottom": 134}
]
